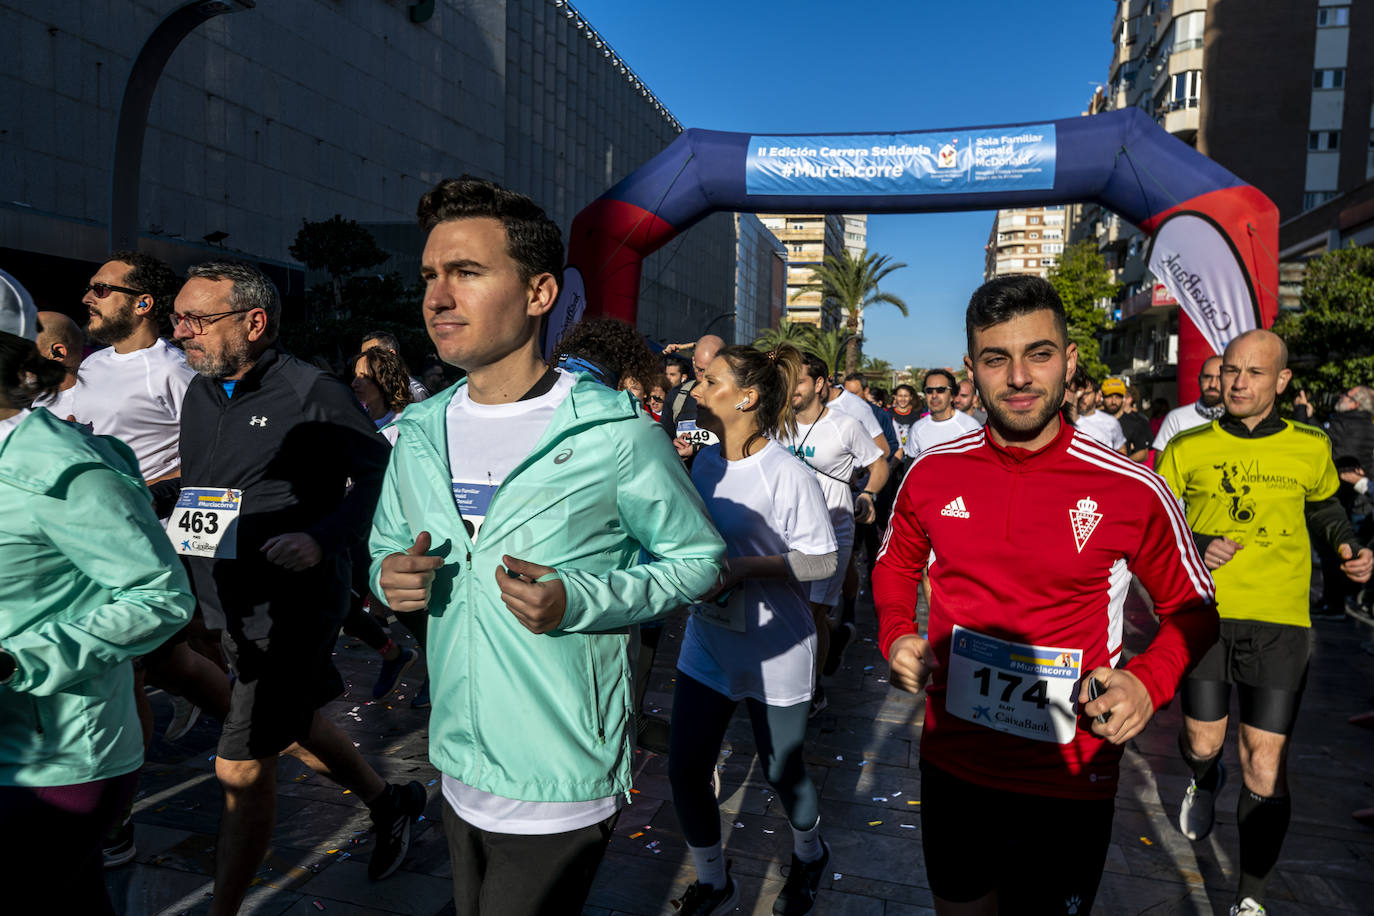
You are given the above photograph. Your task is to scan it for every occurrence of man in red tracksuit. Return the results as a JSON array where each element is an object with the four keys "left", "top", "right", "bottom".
[{"left": 874, "top": 275, "right": 1218, "bottom": 915}]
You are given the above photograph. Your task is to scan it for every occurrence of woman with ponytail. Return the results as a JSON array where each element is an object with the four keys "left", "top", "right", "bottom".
[
  {"left": 0, "top": 269, "right": 193, "bottom": 912},
  {"left": 668, "top": 343, "right": 839, "bottom": 916}
]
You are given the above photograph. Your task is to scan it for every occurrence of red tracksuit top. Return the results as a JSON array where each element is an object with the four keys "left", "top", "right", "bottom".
[{"left": 873, "top": 419, "right": 1218, "bottom": 800}]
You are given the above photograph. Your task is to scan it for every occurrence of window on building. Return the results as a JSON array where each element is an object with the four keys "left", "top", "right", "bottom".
[
  {"left": 1302, "top": 189, "right": 1339, "bottom": 210},
  {"left": 1308, "top": 130, "right": 1341, "bottom": 151},
  {"left": 1170, "top": 70, "right": 1201, "bottom": 109},
  {"left": 1171, "top": 10, "right": 1206, "bottom": 51},
  {"left": 1317, "top": 6, "right": 1349, "bottom": 27},
  {"left": 1026, "top": 259, "right": 1039, "bottom": 268},
  {"left": 1028, "top": 231, "right": 1040, "bottom": 239},
  {"left": 1043, "top": 229, "right": 1063, "bottom": 240},
  {"left": 1043, "top": 243, "right": 1064, "bottom": 254},
  {"left": 1313, "top": 68, "right": 1345, "bottom": 89},
  {"left": 1028, "top": 215, "right": 1041, "bottom": 224}
]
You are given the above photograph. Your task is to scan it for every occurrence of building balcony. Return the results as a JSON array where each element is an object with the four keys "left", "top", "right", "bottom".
[{"left": 1162, "top": 103, "right": 1198, "bottom": 140}]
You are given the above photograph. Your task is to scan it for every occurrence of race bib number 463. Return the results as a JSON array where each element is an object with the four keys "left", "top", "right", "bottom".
[
  {"left": 944, "top": 625, "right": 1082, "bottom": 745},
  {"left": 166, "top": 487, "right": 242, "bottom": 559}
]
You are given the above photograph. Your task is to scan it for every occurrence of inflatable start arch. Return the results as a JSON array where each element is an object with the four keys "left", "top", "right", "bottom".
[{"left": 552, "top": 108, "right": 1278, "bottom": 403}]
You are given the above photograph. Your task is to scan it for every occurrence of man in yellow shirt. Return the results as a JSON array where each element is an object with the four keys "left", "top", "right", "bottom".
[{"left": 1158, "top": 329, "right": 1372, "bottom": 916}]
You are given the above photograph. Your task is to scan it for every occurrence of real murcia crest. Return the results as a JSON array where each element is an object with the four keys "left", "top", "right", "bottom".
[{"left": 1069, "top": 497, "right": 1103, "bottom": 553}]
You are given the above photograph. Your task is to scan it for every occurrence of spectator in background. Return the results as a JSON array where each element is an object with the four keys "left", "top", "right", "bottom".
[
  {"left": 351, "top": 347, "right": 415, "bottom": 442},
  {"left": 1294, "top": 385, "right": 1374, "bottom": 477},
  {"left": 360, "top": 330, "right": 430, "bottom": 402},
  {"left": 954, "top": 377, "right": 987, "bottom": 425},
  {"left": 662, "top": 333, "right": 725, "bottom": 460},
  {"left": 1152, "top": 355, "right": 1224, "bottom": 454},
  {"left": 1101, "top": 377, "right": 1152, "bottom": 463},
  {"left": 890, "top": 383, "right": 920, "bottom": 460},
  {"left": 1071, "top": 374, "right": 1127, "bottom": 453},
  {"left": 664, "top": 354, "right": 691, "bottom": 391},
  {"left": 646, "top": 373, "right": 669, "bottom": 423},
  {"left": 34, "top": 310, "right": 84, "bottom": 418}
]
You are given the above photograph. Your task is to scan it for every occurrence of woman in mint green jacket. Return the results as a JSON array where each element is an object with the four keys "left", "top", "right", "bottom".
[{"left": 0, "top": 290, "right": 195, "bottom": 913}]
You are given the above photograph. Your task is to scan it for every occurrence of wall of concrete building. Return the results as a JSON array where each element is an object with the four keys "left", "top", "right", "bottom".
[
  {"left": 0, "top": 0, "right": 733, "bottom": 338},
  {"left": 733, "top": 213, "right": 785, "bottom": 346}
]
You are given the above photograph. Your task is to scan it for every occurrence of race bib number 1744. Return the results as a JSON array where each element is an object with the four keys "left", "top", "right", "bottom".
[
  {"left": 944, "top": 625, "right": 1082, "bottom": 745},
  {"left": 166, "top": 487, "right": 242, "bottom": 559}
]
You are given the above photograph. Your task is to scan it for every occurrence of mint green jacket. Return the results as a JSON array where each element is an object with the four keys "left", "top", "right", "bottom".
[
  {"left": 368, "top": 376, "right": 723, "bottom": 802},
  {"left": 0, "top": 409, "right": 194, "bottom": 787}
]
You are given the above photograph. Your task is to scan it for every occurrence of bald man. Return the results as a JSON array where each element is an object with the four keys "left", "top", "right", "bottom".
[
  {"left": 34, "top": 310, "right": 84, "bottom": 416},
  {"left": 660, "top": 332, "right": 725, "bottom": 458},
  {"left": 1157, "top": 329, "right": 1372, "bottom": 916}
]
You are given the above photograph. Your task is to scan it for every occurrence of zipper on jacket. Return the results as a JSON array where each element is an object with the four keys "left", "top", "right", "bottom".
[
  {"left": 30, "top": 697, "right": 44, "bottom": 736},
  {"left": 585, "top": 641, "right": 604, "bottom": 743},
  {"left": 1005, "top": 464, "right": 1020, "bottom": 540}
]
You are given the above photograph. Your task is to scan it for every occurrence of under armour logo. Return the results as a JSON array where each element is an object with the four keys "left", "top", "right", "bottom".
[
  {"left": 249, "top": 416, "right": 268, "bottom": 427},
  {"left": 554, "top": 448, "right": 573, "bottom": 464}
]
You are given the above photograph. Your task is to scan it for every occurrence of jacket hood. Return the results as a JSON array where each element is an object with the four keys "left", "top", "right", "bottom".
[{"left": 0, "top": 408, "right": 143, "bottom": 495}]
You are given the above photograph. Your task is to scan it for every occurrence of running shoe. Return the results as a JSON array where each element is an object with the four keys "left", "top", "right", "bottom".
[
  {"left": 411, "top": 679, "right": 431, "bottom": 709},
  {"left": 1229, "top": 897, "right": 1266, "bottom": 915},
  {"left": 673, "top": 861, "right": 739, "bottom": 915},
  {"left": 773, "top": 839, "right": 830, "bottom": 915},
  {"left": 1179, "top": 760, "right": 1225, "bottom": 841},
  {"left": 822, "top": 622, "right": 855, "bottom": 677},
  {"left": 165, "top": 695, "right": 201, "bottom": 741},
  {"left": 636, "top": 712, "right": 670, "bottom": 754},
  {"left": 368, "top": 780, "right": 427, "bottom": 880},
  {"left": 102, "top": 819, "right": 137, "bottom": 868},
  {"left": 808, "top": 686, "right": 828, "bottom": 719},
  {"left": 372, "top": 647, "right": 419, "bottom": 700}
]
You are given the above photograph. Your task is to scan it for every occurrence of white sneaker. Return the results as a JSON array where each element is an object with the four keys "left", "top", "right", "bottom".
[
  {"left": 1179, "top": 760, "right": 1224, "bottom": 840},
  {"left": 1229, "top": 896, "right": 1266, "bottom": 915},
  {"left": 165, "top": 696, "right": 201, "bottom": 741}
]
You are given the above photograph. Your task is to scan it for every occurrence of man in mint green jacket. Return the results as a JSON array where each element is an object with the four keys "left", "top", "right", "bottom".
[{"left": 369, "top": 176, "right": 723, "bottom": 915}]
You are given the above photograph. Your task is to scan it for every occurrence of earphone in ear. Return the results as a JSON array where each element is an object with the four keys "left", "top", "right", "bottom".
[{"left": 734, "top": 398, "right": 750, "bottom": 410}]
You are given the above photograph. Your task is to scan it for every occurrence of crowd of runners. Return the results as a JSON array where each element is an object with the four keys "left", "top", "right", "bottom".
[{"left": 0, "top": 176, "right": 1371, "bottom": 916}]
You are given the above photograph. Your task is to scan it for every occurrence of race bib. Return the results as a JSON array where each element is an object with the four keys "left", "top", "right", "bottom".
[
  {"left": 676, "top": 419, "right": 718, "bottom": 447},
  {"left": 944, "top": 625, "right": 1082, "bottom": 745},
  {"left": 452, "top": 480, "right": 497, "bottom": 539},
  {"left": 167, "top": 487, "right": 242, "bottom": 559},
  {"left": 692, "top": 585, "right": 746, "bottom": 633}
]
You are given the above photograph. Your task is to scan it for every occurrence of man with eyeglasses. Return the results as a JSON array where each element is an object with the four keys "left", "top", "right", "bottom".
[
  {"left": 907, "top": 369, "right": 982, "bottom": 458},
  {"left": 159, "top": 259, "right": 426, "bottom": 914}
]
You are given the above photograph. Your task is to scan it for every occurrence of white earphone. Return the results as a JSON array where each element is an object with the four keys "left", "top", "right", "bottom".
[{"left": 734, "top": 398, "right": 750, "bottom": 410}]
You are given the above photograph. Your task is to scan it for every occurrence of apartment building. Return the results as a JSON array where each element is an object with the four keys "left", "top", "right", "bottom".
[{"left": 983, "top": 205, "right": 1067, "bottom": 280}]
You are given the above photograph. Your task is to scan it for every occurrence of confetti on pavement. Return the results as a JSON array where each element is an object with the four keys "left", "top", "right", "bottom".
[{"left": 868, "top": 820, "right": 883, "bottom": 826}]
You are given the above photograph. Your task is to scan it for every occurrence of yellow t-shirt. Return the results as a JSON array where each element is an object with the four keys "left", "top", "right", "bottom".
[{"left": 1157, "top": 418, "right": 1339, "bottom": 627}]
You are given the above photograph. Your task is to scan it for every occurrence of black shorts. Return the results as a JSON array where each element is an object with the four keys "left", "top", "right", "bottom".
[
  {"left": 1183, "top": 619, "right": 1310, "bottom": 733},
  {"left": 919, "top": 760, "right": 1115, "bottom": 912},
  {"left": 216, "top": 626, "right": 345, "bottom": 761}
]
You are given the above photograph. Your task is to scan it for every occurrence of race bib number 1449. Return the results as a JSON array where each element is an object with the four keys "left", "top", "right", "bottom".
[{"left": 944, "top": 625, "right": 1082, "bottom": 745}]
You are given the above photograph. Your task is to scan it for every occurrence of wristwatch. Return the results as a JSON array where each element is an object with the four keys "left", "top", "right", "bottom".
[
  {"left": 0, "top": 648, "right": 16, "bottom": 684},
  {"left": 859, "top": 490, "right": 878, "bottom": 500}
]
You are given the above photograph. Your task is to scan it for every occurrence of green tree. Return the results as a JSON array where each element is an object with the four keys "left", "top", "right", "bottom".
[
  {"left": 1047, "top": 240, "right": 1119, "bottom": 379},
  {"left": 1274, "top": 242, "right": 1374, "bottom": 400},
  {"left": 806, "top": 328, "right": 853, "bottom": 380},
  {"left": 791, "top": 249, "right": 908, "bottom": 376},
  {"left": 289, "top": 214, "right": 389, "bottom": 312},
  {"left": 752, "top": 319, "right": 819, "bottom": 354}
]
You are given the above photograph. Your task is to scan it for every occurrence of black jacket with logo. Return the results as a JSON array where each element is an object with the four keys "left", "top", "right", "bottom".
[{"left": 156, "top": 346, "right": 389, "bottom": 638}]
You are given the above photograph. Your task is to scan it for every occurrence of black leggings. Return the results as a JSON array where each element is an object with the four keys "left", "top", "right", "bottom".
[{"left": 668, "top": 672, "right": 818, "bottom": 847}]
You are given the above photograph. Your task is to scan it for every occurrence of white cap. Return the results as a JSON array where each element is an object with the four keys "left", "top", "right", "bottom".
[{"left": 0, "top": 268, "right": 37, "bottom": 342}]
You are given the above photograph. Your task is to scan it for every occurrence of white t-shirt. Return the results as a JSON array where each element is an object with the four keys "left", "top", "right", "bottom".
[
  {"left": 439, "top": 370, "right": 620, "bottom": 835},
  {"left": 0, "top": 409, "right": 30, "bottom": 448},
  {"left": 890, "top": 409, "right": 919, "bottom": 452},
  {"left": 909, "top": 410, "right": 983, "bottom": 457},
  {"left": 1074, "top": 409, "right": 1126, "bottom": 450},
  {"left": 678, "top": 440, "right": 837, "bottom": 706},
  {"left": 34, "top": 381, "right": 80, "bottom": 420},
  {"left": 826, "top": 389, "right": 884, "bottom": 441},
  {"left": 70, "top": 339, "right": 196, "bottom": 480},
  {"left": 1152, "top": 400, "right": 1219, "bottom": 451},
  {"left": 776, "top": 408, "right": 881, "bottom": 548}
]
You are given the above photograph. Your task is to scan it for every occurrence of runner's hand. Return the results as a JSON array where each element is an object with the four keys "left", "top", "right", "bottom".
[
  {"left": 1079, "top": 666, "right": 1153, "bottom": 744},
  {"left": 497, "top": 555, "right": 567, "bottom": 634},
  {"left": 699, "top": 559, "right": 741, "bottom": 602},
  {"left": 855, "top": 492, "right": 876, "bottom": 525},
  {"left": 888, "top": 635, "right": 939, "bottom": 694},
  {"left": 1339, "top": 467, "right": 1365, "bottom": 486},
  {"left": 379, "top": 532, "right": 443, "bottom": 611},
  {"left": 672, "top": 436, "right": 694, "bottom": 459},
  {"left": 261, "top": 532, "right": 323, "bottom": 571},
  {"left": 1340, "top": 544, "right": 1373, "bottom": 583},
  {"left": 1203, "top": 536, "right": 1242, "bottom": 570}
]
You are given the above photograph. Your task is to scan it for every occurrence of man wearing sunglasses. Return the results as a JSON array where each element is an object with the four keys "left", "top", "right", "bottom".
[{"left": 907, "top": 368, "right": 982, "bottom": 458}]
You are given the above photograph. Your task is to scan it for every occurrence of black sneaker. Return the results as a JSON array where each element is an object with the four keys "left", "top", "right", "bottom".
[
  {"left": 102, "top": 818, "right": 137, "bottom": 868},
  {"left": 773, "top": 840, "right": 829, "bottom": 916},
  {"left": 674, "top": 861, "right": 739, "bottom": 915},
  {"left": 637, "top": 712, "right": 671, "bottom": 754},
  {"left": 372, "top": 647, "right": 419, "bottom": 700},
  {"left": 823, "top": 622, "right": 855, "bottom": 676},
  {"left": 368, "top": 780, "right": 427, "bottom": 880}
]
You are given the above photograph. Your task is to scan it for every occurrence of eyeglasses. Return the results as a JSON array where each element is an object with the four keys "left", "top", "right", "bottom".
[
  {"left": 170, "top": 307, "right": 255, "bottom": 335},
  {"left": 923, "top": 386, "right": 951, "bottom": 395},
  {"left": 85, "top": 282, "right": 145, "bottom": 299}
]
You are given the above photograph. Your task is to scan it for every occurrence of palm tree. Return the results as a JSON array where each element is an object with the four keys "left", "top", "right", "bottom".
[
  {"left": 806, "top": 328, "right": 852, "bottom": 381},
  {"left": 791, "top": 248, "right": 909, "bottom": 376},
  {"left": 752, "top": 320, "right": 819, "bottom": 354}
]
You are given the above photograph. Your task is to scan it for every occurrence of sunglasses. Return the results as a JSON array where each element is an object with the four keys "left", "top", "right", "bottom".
[
  {"left": 85, "top": 282, "right": 145, "bottom": 299},
  {"left": 648, "top": 394, "right": 665, "bottom": 404},
  {"left": 170, "top": 307, "right": 256, "bottom": 335},
  {"left": 923, "top": 386, "right": 951, "bottom": 395}
]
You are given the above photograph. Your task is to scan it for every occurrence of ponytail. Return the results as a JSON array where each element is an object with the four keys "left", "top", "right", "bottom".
[
  {"left": 717, "top": 343, "right": 805, "bottom": 454},
  {"left": 0, "top": 331, "right": 64, "bottom": 409}
]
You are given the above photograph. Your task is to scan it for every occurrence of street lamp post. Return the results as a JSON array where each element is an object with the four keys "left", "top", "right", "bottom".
[
  {"left": 702, "top": 310, "right": 736, "bottom": 340},
  {"left": 109, "top": 0, "right": 256, "bottom": 252}
]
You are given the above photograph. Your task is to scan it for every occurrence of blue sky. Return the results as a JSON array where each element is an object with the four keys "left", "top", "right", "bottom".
[{"left": 573, "top": 0, "right": 1116, "bottom": 370}]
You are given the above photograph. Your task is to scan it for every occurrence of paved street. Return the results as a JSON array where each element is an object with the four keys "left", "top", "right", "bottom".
[{"left": 110, "top": 584, "right": 1374, "bottom": 915}]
